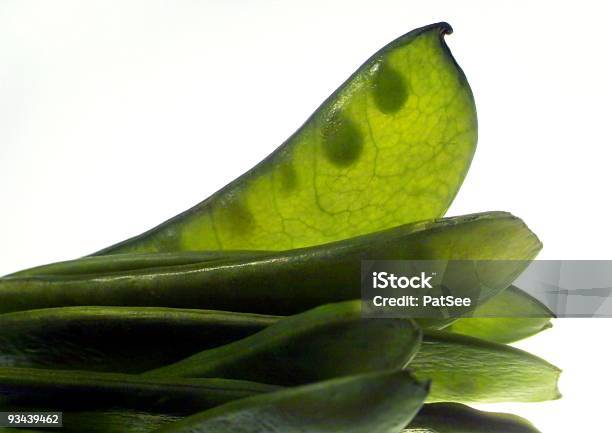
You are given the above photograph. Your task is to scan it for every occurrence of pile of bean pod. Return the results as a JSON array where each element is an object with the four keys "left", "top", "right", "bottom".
[{"left": 0, "top": 22, "right": 560, "bottom": 433}]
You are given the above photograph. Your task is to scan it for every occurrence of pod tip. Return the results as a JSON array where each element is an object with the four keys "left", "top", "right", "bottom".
[{"left": 435, "top": 22, "right": 453, "bottom": 36}]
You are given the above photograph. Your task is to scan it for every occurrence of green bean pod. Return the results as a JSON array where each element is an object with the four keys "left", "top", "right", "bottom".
[
  {"left": 0, "top": 367, "right": 279, "bottom": 414},
  {"left": 0, "top": 285, "right": 553, "bottom": 373},
  {"left": 0, "top": 307, "right": 277, "bottom": 373},
  {"left": 0, "top": 212, "right": 541, "bottom": 316},
  {"left": 406, "top": 402, "right": 541, "bottom": 433},
  {"left": 144, "top": 300, "right": 422, "bottom": 385},
  {"left": 154, "top": 370, "right": 429, "bottom": 433},
  {"left": 0, "top": 371, "right": 425, "bottom": 433},
  {"left": 5, "top": 373, "right": 419, "bottom": 432},
  {"left": 446, "top": 285, "right": 554, "bottom": 343},
  {"left": 410, "top": 331, "right": 561, "bottom": 403},
  {"left": 0, "top": 284, "right": 553, "bottom": 373}
]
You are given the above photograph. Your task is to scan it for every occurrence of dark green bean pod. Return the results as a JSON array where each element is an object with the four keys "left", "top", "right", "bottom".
[
  {"left": 145, "top": 300, "right": 421, "bottom": 386},
  {"left": 155, "top": 370, "right": 429, "bottom": 433},
  {"left": 0, "top": 371, "right": 427, "bottom": 433},
  {"left": 0, "top": 367, "right": 279, "bottom": 414},
  {"left": 0, "top": 307, "right": 277, "bottom": 373},
  {"left": 406, "top": 403, "right": 541, "bottom": 433},
  {"left": 144, "top": 301, "right": 421, "bottom": 385},
  {"left": 142, "top": 303, "right": 560, "bottom": 402},
  {"left": 0, "top": 212, "right": 541, "bottom": 317},
  {"left": 0, "top": 372, "right": 540, "bottom": 433},
  {"left": 0, "top": 286, "right": 553, "bottom": 373}
]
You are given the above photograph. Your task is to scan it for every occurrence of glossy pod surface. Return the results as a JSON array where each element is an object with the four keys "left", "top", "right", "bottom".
[
  {"left": 0, "top": 367, "right": 279, "bottom": 413},
  {"left": 155, "top": 370, "right": 429, "bottom": 433},
  {"left": 405, "top": 403, "right": 541, "bottom": 433},
  {"left": 98, "top": 23, "right": 477, "bottom": 254},
  {"left": 0, "top": 371, "right": 427, "bottom": 433},
  {"left": 0, "top": 212, "right": 541, "bottom": 316},
  {"left": 144, "top": 301, "right": 422, "bottom": 385},
  {"left": 0, "top": 307, "right": 277, "bottom": 373}
]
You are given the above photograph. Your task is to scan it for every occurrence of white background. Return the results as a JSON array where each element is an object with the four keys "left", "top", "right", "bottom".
[{"left": 1, "top": 1, "right": 611, "bottom": 432}]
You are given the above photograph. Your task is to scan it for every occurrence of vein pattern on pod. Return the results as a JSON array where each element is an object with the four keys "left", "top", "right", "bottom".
[
  {"left": 96, "top": 22, "right": 477, "bottom": 254},
  {"left": 410, "top": 331, "right": 561, "bottom": 403}
]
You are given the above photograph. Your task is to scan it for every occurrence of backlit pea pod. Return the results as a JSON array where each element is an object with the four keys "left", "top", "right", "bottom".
[
  {"left": 4, "top": 251, "right": 270, "bottom": 278},
  {"left": 445, "top": 285, "right": 554, "bottom": 344},
  {"left": 0, "top": 212, "right": 541, "bottom": 316},
  {"left": 143, "top": 301, "right": 422, "bottom": 385},
  {"left": 96, "top": 22, "right": 477, "bottom": 255},
  {"left": 154, "top": 370, "right": 429, "bottom": 433},
  {"left": 405, "top": 402, "right": 541, "bottom": 433},
  {"left": 0, "top": 307, "right": 277, "bottom": 373},
  {"left": 0, "top": 366, "right": 279, "bottom": 414},
  {"left": 409, "top": 331, "right": 561, "bottom": 403},
  {"left": 1, "top": 373, "right": 427, "bottom": 433}
]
